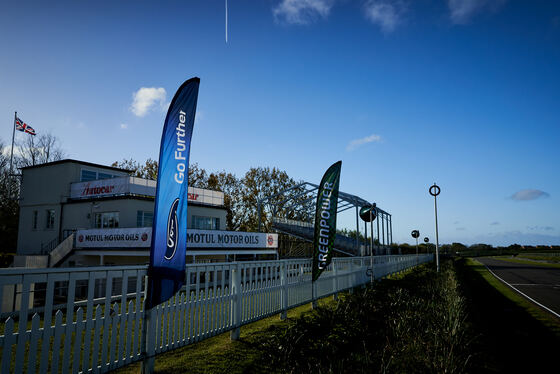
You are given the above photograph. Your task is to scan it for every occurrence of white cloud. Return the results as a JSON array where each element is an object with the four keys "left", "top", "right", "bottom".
[
  {"left": 527, "top": 226, "right": 554, "bottom": 232},
  {"left": 510, "top": 189, "right": 550, "bottom": 201},
  {"left": 273, "top": 0, "right": 334, "bottom": 25},
  {"left": 346, "top": 134, "right": 382, "bottom": 151},
  {"left": 363, "top": 0, "right": 406, "bottom": 33},
  {"left": 130, "top": 87, "right": 167, "bottom": 117},
  {"left": 1, "top": 145, "right": 23, "bottom": 158},
  {"left": 120, "top": 123, "right": 128, "bottom": 130},
  {"left": 448, "top": 0, "right": 507, "bottom": 24}
]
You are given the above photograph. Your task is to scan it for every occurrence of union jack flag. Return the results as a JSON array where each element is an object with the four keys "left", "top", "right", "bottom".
[{"left": 15, "top": 117, "right": 36, "bottom": 135}]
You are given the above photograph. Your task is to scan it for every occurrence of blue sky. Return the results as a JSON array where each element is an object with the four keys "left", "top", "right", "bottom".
[{"left": 1, "top": 0, "right": 559, "bottom": 246}]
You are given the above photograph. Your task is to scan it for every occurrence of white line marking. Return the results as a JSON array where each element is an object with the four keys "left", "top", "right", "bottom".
[
  {"left": 509, "top": 284, "right": 560, "bottom": 287},
  {"left": 482, "top": 263, "right": 560, "bottom": 319}
]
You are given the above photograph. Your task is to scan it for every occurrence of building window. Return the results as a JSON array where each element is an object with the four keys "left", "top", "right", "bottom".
[
  {"left": 192, "top": 216, "right": 220, "bottom": 230},
  {"left": 81, "top": 169, "right": 97, "bottom": 182},
  {"left": 94, "top": 212, "right": 119, "bottom": 228},
  {"left": 137, "top": 211, "right": 153, "bottom": 227},
  {"left": 46, "top": 209, "right": 55, "bottom": 229},
  {"left": 98, "top": 172, "right": 113, "bottom": 180},
  {"left": 32, "top": 210, "right": 38, "bottom": 230},
  {"left": 81, "top": 169, "right": 117, "bottom": 182}
]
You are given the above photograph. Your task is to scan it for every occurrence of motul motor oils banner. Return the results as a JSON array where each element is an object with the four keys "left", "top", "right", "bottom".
[
  {"left": 75, "top": 228, "right": 152, "bottom": 248},
  {"left": 186, "top": 230, "right": 278, "bottom": 248},
  {"left": 74, "top": 228, "right": 278, "bottom": 249}
]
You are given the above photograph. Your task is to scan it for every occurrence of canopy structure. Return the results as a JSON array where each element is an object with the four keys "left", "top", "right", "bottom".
[{"left": 257, "top": 182, "right": 393, "bottom": 256}]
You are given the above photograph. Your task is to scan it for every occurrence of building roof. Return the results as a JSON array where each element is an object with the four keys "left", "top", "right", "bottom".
[{"left": 19, "top": 159, "right": 132, "bottom": 173}]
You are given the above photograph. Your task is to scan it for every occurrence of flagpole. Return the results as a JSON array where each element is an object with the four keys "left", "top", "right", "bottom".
[{"left": 9, "top": 112, "right": 17, "bottom": 198}]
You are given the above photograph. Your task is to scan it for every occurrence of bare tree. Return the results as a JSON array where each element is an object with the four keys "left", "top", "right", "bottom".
[{"left": 16, "top": 132, "right": 65, "bottom": 167}]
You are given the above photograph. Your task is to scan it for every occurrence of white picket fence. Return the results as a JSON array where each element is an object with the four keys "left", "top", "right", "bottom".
[{"left": 0, "top": 254, "right": 432, "bottom": 373}]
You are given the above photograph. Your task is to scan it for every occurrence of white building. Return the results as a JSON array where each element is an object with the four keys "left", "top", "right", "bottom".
[{"left": 15, "top": 159, "right": 277, "bottom": 267}]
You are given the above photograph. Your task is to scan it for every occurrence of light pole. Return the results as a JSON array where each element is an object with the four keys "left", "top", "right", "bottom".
[
  {"left": 360, "top": 203, "right": 377, "bottom": 283},
  {"left": 411, "top": 230, "right": 419, "bottom": 263},
  {"left": 429, "top": 183, "right": 441, "bottom": 272}
]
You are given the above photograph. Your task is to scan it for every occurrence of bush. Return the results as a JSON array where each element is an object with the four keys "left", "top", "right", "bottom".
[{"left": 259, "top": 261, "right": 472, "bottom": 373}]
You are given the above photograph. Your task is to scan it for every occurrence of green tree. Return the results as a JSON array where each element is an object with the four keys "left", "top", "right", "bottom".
[
  {"left": 188, "top": 163, "right": 208, "bottom": 188},
  {"left": 240, "top": 167, "right": 303, "bottom": 232},
  {"left": 206, "top": 171, "right": 244, "bottom": 230},
  {"left": 110, "top": 160, "right": 305, "bottom": 232},
  {"left": 337, "top": 228, "right": 366, "bottom": 241}
]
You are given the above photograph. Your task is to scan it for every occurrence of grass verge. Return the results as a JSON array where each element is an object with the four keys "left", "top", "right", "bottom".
[
  {"left": 517, "top": 253, "right": 560, "bottom": 263},
  {"left": 492, "top": 256, "right": 560, "bottom": 268}
]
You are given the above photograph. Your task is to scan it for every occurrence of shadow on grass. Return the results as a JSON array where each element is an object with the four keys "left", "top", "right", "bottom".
[{"left": 455, "top": 258, "right": 560, "bottom": 373}]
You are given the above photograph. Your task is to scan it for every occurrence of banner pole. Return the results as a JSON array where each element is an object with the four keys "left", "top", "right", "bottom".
[
  {"left": 370, "top": 214, "right": 374, "bottom": 283},
  {"left": 311, "top": 279, "right": 317, "bottom": 309}
]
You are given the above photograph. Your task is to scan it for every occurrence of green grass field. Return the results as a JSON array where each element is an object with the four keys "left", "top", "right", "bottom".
[
  {"left": 492, "top": 256, "right": 560, "bottom": 268},
  {"left": 517, "top": 253, "right": 560, "bottom": 263}
]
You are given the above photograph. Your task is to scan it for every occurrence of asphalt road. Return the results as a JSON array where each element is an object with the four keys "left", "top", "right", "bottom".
[{"left": 478, "top": 257, "right": 560, "bottom": 317}]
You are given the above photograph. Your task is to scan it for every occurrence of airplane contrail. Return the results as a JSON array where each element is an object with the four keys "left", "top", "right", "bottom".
[{"left": 225, "top": 0, "right": 228, "bottom": 43}]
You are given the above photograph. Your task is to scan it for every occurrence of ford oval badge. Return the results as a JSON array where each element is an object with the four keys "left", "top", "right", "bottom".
[{"left": 164, "top": 198, "right": 180, "bottom": 260}]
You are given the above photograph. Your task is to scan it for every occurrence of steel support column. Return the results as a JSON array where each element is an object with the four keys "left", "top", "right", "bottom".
[
  {"left": 381, "top": 214, "right": 386, "bottom": 246},
  {"left": 389, "top": 215, "right": 393, "bottom": 245},
  {"left": 376, "top": 211, "right": 380, "bottom": 253},
  {"left": 364, "top": 218, "right": 368, "bottom": 255},
  {"left": 355, "top": 206, "right": 360, "bottom": 254}
]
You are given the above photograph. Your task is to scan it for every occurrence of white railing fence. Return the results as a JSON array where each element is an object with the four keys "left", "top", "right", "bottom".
[{"left": 0, "top": 254, "right": 432, "bottom": 373}]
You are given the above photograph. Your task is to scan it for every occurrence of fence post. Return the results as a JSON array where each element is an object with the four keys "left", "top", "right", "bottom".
[
  {"left": 280, "top": 261, "right": 288, "bottom": 320},
  {"left": 332, "top": 259, "right": 338, "bottom": 301},
  {"left": 348, "top": 260, "right": 354, "bottom": 294},
  {"left": 230, "top": 263, "right": 241, "bottom": 340},
  {"left": 141, "top": 279, "right": 155, "bottom": 374}
]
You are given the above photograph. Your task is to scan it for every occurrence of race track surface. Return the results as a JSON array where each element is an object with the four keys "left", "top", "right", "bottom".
[{"left": 478, "top": 257, "right": 560, "bottom": 317}]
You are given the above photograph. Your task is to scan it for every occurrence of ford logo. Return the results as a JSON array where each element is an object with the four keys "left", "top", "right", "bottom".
[{"left": 164, "top": 198, "right": 180, "bottom": 260}]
